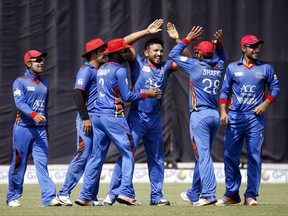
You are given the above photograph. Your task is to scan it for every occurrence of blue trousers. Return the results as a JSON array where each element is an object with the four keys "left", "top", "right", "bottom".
[
  {"left": 58, "top": 113, "right": 99, "bottom": 199},
  {"left": 186, "top": 109, "right": 219, "bottom": 204},
  {"left": 108, "top": 111, "right": 164, "bottom": 205},
  {"left": 223, "top": 111, "right": 265, "bottom": 200},
  {"left": 78, "top": 115, "right": 135, "bottom": 201},
  {"left": 6, "top": 125, "right": 56, "bottom": 206}
]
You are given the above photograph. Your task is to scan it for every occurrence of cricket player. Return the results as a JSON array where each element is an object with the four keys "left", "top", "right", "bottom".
[
  {"left": 57, "top": 38, "right": 107, "bottom": 206},
  {"left": 103, "top": 20, "right": 191, "bottom": 206},
  {"left": 169, "top": 26, "right": 226, "bottom": 206},
  {"left": 76, "top": 38, "right": 161, "bottom": 206},
  {"left": 216, "top": 35, "right": 280, "bottom": 206},
  {"left": 6, "top": 50, "right": 61, "bottom": 207}
]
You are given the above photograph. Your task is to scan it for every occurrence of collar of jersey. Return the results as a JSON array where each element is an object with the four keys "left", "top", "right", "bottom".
[{"left": 25, "top": 69, "right": 40, "bottom": 81}]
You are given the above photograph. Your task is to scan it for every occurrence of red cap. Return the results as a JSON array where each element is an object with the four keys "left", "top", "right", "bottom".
[
  {"left": 103, "top": 38, "right": 132, "bottom": 54},
  {"left": 193, "top": 41, "right": 214, "bottom": 57},
  {"left": 240, "top": 35, "right": 264, "bottom": 46},
  {"left": 24, "top": 50, "right": 47, "bottom": 64},
  {"left": 81, "top": 38, "right": 106, "bottom": 58}
]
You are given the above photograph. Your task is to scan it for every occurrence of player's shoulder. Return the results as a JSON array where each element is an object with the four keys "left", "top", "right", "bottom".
[
  {"left": 228, "top": 60, "right": 238, "bottom": 66},
  {"left": 16, "top": 75, "right": 28, "bottom": 80},
  {"left": 78, "top": 64, "right": 91, "bottom": 73}
]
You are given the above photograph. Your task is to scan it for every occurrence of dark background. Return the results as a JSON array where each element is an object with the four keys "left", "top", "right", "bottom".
[{"left": 0, "top": 0, "right": 287, "bottom": 165}]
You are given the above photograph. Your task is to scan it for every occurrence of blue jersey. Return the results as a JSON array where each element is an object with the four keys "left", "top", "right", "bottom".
[
  {"left": 169, "top": 41, "right": 225, "bottom": 112},
  {"left": 95, "top": 58, "right": 144, "bottom": 117},
  {"left": 220, "top": 57, "right": 280, "bottom": 112},
  {"left": 130, "top": 55, "right": 174, "bottom": 113},
  {"left": 74, "top": 62, "right": 98, "bottom": 113},
  {"left": 13, "top": 69, "right": 49, "bottom": 127}
]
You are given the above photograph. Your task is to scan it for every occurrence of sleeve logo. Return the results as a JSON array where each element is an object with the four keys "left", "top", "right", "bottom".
[{"left": 13, "top": 89, "right": 21, "bottom": 96}]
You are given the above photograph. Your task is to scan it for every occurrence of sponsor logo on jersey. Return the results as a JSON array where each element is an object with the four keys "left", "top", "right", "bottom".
[
  {"left": 240, "top": 85, "right": 256, "bottom": 98},
  {"left": 144, "top": 78, "right": 161, "bottom": 90},
  {"left": 179, "top": 56, "right": 188, "bottom": 62},
  {"left": 14, "top": 89, "right": 21, "bottom": 96},
  {"left": 240, "top": 85, "right": 256, "bottom": 93},
  {"left": 32, "top": 100, "right": 45, "bottom": 111},
  {"left": 235, "top": 72, "right": 243, "bottom": 76},
  {"left": 237, "top": 97, "right": 257, "bottom": 105},
  {"left": 27, "top": 86, "right": 35, "bottom": 91},
  {"left": 255, "top": 72, "right": 263, "bottom": 78},
  {"left": 142, "top": 66, "right": 151, "bottom": 72}
]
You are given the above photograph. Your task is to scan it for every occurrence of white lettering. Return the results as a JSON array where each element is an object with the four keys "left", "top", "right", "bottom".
[
  {"left": 237, "top": 97, "right": 257, "bottom": 105},
  {"left": 235, "top": 72, "right": 243, "bottom": 76},
  {"left": 77, "top": 78, "right": 83, "bottom": 85},
  {"left": 97, "top": 69, "right": 110, "bottom": 76},
  {"left": 202, "top": 69, "right": 221, "bottom": 77},
  {"left": 27, "top": 86, "right": 35, "bottom": 91}
]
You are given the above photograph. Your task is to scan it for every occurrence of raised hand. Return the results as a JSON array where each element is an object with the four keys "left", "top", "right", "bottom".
[
  {"left": 212, "top": 29, "right": 223, "bottom": 45},
  {"left": 167, "top": 22, "right": 179, "bottom": 40},
  {"left": 147, "top": 19, "right": 164, "bottom": 34},
  {"left": 186, "top": 26, "right": 203, "bottom": 42}
]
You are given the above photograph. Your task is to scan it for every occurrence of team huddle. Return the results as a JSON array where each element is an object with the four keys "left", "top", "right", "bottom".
[{"left": 6, "top": 19, "right": 280, "bottom": 207}]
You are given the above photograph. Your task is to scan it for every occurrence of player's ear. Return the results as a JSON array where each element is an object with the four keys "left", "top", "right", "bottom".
[
  {"left": 144, "top": 50, "right": 148, "bottom": 57},
  {"left": 26, "top": 62, "right": 32, "bottom": 68}
]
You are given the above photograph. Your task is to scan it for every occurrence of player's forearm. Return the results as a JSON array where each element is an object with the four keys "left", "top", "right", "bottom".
[
  {"left": 74, "top": 89, "right": 89, "bottom": 120},
  {"left": 124, "top": 29, "right": 149, "bottom": 45},
  {"left": 220, "top": 103, "right": 228, "bottom": 115}
]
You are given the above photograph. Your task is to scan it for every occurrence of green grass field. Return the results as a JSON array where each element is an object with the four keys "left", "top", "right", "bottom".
[{"left": 1, "top": 183, "right": 288, "bottom": 216}]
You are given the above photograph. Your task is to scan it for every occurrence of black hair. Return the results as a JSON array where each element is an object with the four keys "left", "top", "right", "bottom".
[{"left": 144, "top": 38, "right": 164, "bottom": 50}]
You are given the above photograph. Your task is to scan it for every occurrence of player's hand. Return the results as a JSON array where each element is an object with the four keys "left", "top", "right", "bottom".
[
  {"left": 82, "top": 119, "right": 92, "bottom": 135},
  {"left": 253, "top": 100, "right": 270, "bottom": 115},
  {"left": 212, "top": 29, "right": 223, "bottom": 45},
  {"left": 167, "top": 22, "right": 179, "bottom": 40},
  {"left": 186, "top": 26, "right": 203, "bottom": 42},
  {"left": 145, "top": 87, "right": 162, "bottom": 98},
  {"left": 33, "top": 113, "right": 47, "bottom": 124},
  {"left": 147, "top": 19, "right": 163, "bottom": 34},
  {"left": 220, "top": 112, "right": 228, "bottom": 127}
]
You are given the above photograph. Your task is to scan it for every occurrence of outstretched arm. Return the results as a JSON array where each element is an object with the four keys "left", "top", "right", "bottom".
[
  {"left": 124, "top": 19, "right": 163, "bottom": 45},
  {"left": 124, "top": 19, "right": 163, "bottom": 63}
]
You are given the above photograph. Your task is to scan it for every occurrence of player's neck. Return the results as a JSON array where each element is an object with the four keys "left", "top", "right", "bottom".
[
  {"left": 89, "top": 60, "right": 100, "bottom": 69},
  {"left": 243, "top": 55, "right": 256, "bottom": 68}
]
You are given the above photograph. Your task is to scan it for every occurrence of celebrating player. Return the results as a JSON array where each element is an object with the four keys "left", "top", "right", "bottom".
[
  {"left": 76, "top": 38, "right": 161, "bottom": 206},
  {"left": 169, "top": 26, "right": 226, "bottom": 206},
  {"left": 216, "top": 35, "right": 280, "bottom": 206},
  {"left": 103, "top": 19, "right": 191, "bottom": 206},
  {"left": 6, "top": 50, "right": 61, "bottom": 207},
  {"left": 57, "top": 38, "right": 107, "bottom": 206}
]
